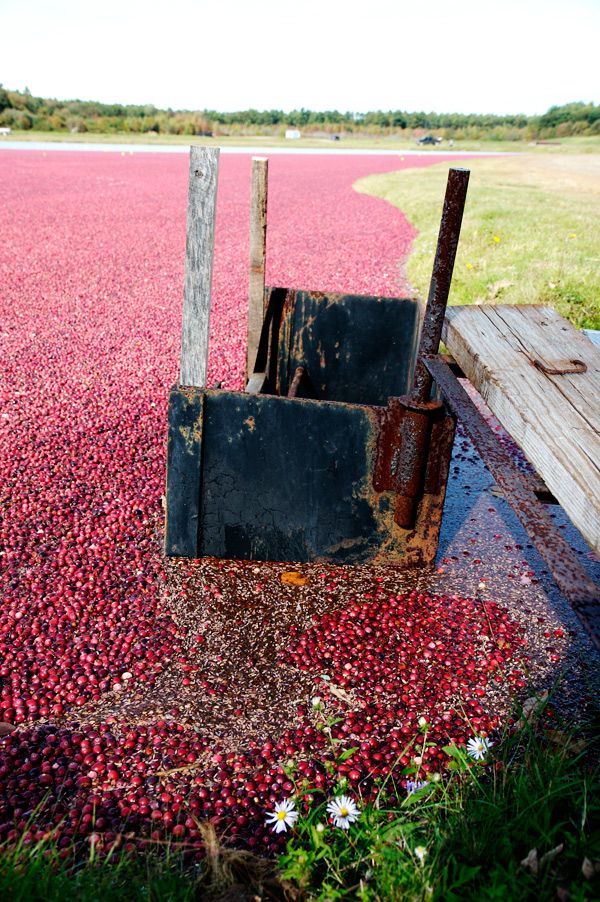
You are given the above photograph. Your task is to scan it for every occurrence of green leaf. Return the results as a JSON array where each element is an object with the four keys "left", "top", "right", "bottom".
[
  {"left": 337, "top": 747, "right": 359, "bottom": 763},
  {"left": 443, "top": 744, "right": 469, "bottom": 761}
]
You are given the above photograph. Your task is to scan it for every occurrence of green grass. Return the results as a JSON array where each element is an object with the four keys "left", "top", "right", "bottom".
[
  {"left": 355, "top": 154, "right": 600, "bottom": 329},
  {"left": 1, "top": 718, "right": 598, "bottom": 901},
  {"left": 0, "top": 821, "right": 283, "bottom": 901},
  {"left": 277, "top": 719, "right": 599, "bottom": 900},
  {"left": 0, "top": 842, "right": 196, "bottom": 902},
  {"left": 3, "top": 130, "right": 600, "bottom": 155}
]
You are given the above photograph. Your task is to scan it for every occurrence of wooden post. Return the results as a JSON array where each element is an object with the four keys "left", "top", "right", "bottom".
[
  {"left": 180, "top": 146, "right": 220, "bottom": 387},
  {"left": 246, "top": 156, "right": 269, "bottom": 380}
]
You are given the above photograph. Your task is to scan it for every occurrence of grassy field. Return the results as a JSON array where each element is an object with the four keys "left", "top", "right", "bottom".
[
  {"left": 2, "top": 131, "right": 600, "bottom": 155},
  {"left": 355, "top": 153, "right": 600, "bottom": 330}
]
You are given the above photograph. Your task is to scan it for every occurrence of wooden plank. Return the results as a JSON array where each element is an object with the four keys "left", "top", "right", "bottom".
[
  {"left": 443, "top": 304, "right": 600, "bottom": 555},
  {"left": 180, "top": 146, "right": 219, "bottom": 387},
  {"left": 246, "top": 156, "right": 269, "bottom": 379}
]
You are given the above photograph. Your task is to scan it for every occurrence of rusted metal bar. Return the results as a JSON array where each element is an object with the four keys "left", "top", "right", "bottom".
[
  {"left": 424, "top": 354, "right": 600, "bottom": 650},
  {"left": 394, "top": 399, "right": 445, "bottom": 527},
  {"left": 374, "top": 396, "right": 445, "bottom": 528},
  {"left": 412, "top": 168, "right": 470, "bottom": 403},
  {"left": 287, "top": 366, "right": 315, "bottom": 399},
  {"left": 287, "top": 367, "right": 304, "bottom": 398},
  {"left": 532, "top": 357, "right": 587, "bottom": 375}
]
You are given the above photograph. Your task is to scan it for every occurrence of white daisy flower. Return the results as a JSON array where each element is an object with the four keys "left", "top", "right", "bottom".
[
  {"left": 265, "top": 799, "right": 298, "bottom": 833},
  {"left": 466, "top": 735, "right": 494, "bottom": 760},
  {"left": 326, "top": 794, "right": 360, "bottom": 829},
  {"left": 414, "top": 845, "right": 427, "bottom": 862}
]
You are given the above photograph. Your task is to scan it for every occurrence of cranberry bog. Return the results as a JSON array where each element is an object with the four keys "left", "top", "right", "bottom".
[{"left": 0, "top": 148, "right": 598, "bottom": 864}]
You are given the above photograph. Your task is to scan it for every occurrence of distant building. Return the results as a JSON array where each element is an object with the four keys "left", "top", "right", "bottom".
[{"left": 285, "top": 129, "right": 301, "bottom": 140}]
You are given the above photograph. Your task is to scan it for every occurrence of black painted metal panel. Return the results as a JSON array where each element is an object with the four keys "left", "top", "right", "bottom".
[
  {"left": 197, "top": 390, "right": 395, "bottom": 563},
  {"left": 164, "top": 387, "right": 204, "bottom": 557},
  {"left": 276, "top": 292, "right": 420, "bottom": 405}
]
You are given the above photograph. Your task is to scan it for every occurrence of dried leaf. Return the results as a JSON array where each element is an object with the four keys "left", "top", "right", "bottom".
[
  {"left": 520, "top": 848, "right": 538, "bottom": 874},
  {"left": 521, "top": 843, "right": 564, "bottom": 876},
  {"left": 545, "top": 729, "right": 588, "bottom": 755},
  {"left": 582, "top": 857, "right": 600, "bottom": 879},
  {"left": 0, "top": 722, "right": 15, "bottom": 737},
  {"left": 539, "top": 843, "right": 563, "bottom": 867},
  {"left": 281, "top": 571, "right": 309, "bottom": 586},
  {"left": 515, "top": 690, "right": 548, "bottom": 729},
  {"left": 328, "top": 684, "right": 356, "bottom": 705}
]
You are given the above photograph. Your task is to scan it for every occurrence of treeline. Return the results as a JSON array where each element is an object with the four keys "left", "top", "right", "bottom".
[{"left": 1, "top": 87, "right": 598, "bottom": 140}]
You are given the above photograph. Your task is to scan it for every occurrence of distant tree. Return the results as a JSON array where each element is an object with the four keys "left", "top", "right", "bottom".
[{"left": 0, "top": 86, "right": 596, "bottom": 141}]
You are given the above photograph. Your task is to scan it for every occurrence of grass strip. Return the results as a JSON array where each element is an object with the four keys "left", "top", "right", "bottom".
[
  {"left": 355, "top": 154, "right": 600, "bottom": 329},
  {"left": 3, "top": 132, "right": 600, "bottom": 154}
]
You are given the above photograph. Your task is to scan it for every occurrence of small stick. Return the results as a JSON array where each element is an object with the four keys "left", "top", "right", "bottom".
[
  {"left": 246, "top": 156, "right": 269, "bottom": 380},
  {"left": 180, "top": 146, "right": 220, "bottom": 387}
]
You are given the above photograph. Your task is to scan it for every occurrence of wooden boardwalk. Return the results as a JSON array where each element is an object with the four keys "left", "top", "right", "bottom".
[{"left": 443, "top": 304, "right": 600, "bottom": 557}]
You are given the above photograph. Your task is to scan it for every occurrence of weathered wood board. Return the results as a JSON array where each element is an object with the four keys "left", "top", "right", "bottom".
[
  {"left": 443, "top": 304, "right": 600, "bottom": 555},
  {"left": 180, "top": 146, "right": 219, "bottom": 387},
  {"left": 247, "top": 157, "right": 268, "bottom": 380}
]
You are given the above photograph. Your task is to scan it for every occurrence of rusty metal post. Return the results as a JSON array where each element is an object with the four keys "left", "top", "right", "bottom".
[
  {"left": 411, "top": 167, "right": 470, "bottom": 403},
  {"left": 390, "top": 167, "right": 469, "bottom": 529},
  {"left": 393, "top": 398, "right": 444, "bottom": 528}
]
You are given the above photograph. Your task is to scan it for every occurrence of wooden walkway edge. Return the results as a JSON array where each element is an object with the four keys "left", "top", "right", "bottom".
[{"left": 443, "top": 304, "right": 600, "bottom": 557}]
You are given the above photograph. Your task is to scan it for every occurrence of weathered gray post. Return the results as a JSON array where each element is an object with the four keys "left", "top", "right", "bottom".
[
  {"left": 179, "top": 146, "right": 220, "bottom": 387},
  {"left": 246, "top": 156, "right": 269, "bottom": 380}
]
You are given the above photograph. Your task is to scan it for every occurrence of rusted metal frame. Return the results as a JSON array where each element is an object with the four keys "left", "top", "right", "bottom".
[
  {"left": 373, "top": 396, "right": 447, "bottom": 528},
  {"left": 424, "top": 354, "right": 600, "bottom": 650}
]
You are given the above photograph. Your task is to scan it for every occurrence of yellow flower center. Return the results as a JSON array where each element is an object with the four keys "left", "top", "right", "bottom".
[
  {"left": 277, "top": 810, "right": 287, "bottom": 820},
  {"left": 340, "top": 807, "right": 348, "bottom": 817}
]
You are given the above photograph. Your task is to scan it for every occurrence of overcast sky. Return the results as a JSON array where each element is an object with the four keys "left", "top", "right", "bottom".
[{"left": 2, "top": 0, "right": 598, "bottom": 115}]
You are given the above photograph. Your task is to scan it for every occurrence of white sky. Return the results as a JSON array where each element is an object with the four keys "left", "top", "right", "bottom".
[{"left": 2, "top": 0, "right": 599, "bottom": 115}]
